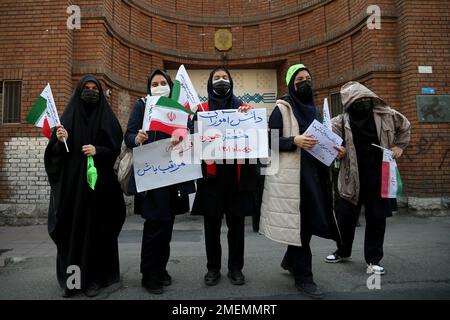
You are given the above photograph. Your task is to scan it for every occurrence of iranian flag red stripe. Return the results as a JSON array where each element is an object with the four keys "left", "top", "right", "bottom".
[
  {"left": 149, "top": 120, "right": 187, "bottom": 136},
  {"left": 42, "top": 117, "right": 52, "bottom": 139},
  {"left": 381, "top": 160, "right": 391, "bottom": 198}
]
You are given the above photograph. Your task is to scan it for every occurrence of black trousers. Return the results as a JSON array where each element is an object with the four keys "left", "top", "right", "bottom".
[
  {"left": 281, "top": 228, "right": 314, "bottom": 284},
  {"left": 204, "top": 215, "right": 245, "bottom": 272},
  {"left": 335, "top": 197, "right": 387, "bottom": 265},
  {"left": 141, "top": 218, "right": 175, "bottom": 276}
]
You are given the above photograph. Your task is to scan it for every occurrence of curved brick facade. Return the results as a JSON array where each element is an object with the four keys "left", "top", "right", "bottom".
[{"left": 0, "top": 0, "right": 449, "bottom": 224}]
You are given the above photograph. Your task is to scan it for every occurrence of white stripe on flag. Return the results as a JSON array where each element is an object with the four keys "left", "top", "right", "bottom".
[
  {"left": 42, "top": 84, "right": 60, "bottom": 128},
  {"left": 142, "top": 95, "right": 159, "bottom": 130},
  {"left": 150, "top": 106, "right": 189, "bottom": 128},
  {"left": 175, "top": 65, "right": 201, "bottom": 113},
  {"left": 323, "top": 98, "right": 332, "bottom": 131}
]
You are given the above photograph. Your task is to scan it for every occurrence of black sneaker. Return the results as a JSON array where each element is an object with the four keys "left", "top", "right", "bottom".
[
  {"left": 204, "top": 270, "right": 221, "bottom": 286},
  {"left": 280, "top": 260, "right": 294, "bottom": 274},
  {"left": 158, "top": 270, "right": 172, "bottom": 286},
  {"left": 324, "top": 251, "right": 351, "bottom": 263},
  {"left": 84, "top": 282, "right": 103, "bottom": 298},
  {"left": 227, "top": 270, "right": 245, "bottom": 285},
  {"left": 295, "top": 282, "right": 324, "bottom": 300},
  {"left": 142, "top": 274, "right": 163, "bottom": 294}
]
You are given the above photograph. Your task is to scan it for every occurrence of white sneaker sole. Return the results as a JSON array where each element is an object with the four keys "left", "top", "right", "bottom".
[
  {"left": 324, "top": 256, "right": 351, "bottom": 263},
  {"left": 366, "top": 267, "right": 385, "bottom": 275}
]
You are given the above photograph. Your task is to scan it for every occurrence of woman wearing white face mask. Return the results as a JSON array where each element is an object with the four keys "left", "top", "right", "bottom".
[
  {"left": 150, "top": 80, "right": 171, "bottom": 97},
  {"left": 124, "top": 70, "right": 195, "bottom": 295}
]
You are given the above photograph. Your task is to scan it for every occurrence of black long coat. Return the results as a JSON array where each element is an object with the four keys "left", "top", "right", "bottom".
[
  {"left": 124, "top": 98, "right": 195, "bottom": 221},
  {"left": 191, "top": 66, "right": 259, "bottom": 218}
]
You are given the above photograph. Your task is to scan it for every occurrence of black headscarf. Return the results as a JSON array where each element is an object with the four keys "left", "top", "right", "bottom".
[
  {"left": 147, "top": 69, "right": 174, "bottom": 96},
  {"left": 207, "top": 66, "right": 243, "bottom": 110},
  {"left": 59, "top": 74, "right": 123, "bottom": 156},
  {"left": 287, "top": 67, "right": 317, "bottom": 133}
]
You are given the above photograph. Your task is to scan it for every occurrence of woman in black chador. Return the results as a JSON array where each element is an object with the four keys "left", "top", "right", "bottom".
[{"left": 45, "top": 75, "right": 126, "bottom": 298}]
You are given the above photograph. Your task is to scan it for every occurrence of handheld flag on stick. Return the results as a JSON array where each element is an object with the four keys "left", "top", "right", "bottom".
[
  {"left": 372, "top": 144, "right": 403, "bottom": 198},
  {"left": 172, "top": 65, "right": 203, "bottom": 114},
  {"left": 142, "top": 95, "right": 194, "bottom": 136},
  {"left": 26, "top": 84, "right": 69, "bottom": 152},
  {"left": 87, "top": 156, "right": 98, "bottom": 190}
]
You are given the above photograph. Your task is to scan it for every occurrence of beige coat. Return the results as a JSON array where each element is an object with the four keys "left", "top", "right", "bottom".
[
  {"left": 333, "top": 81, "right": 411, "bottom": 205},
  {"left": 259, "top": 99, "right": 303, "bottom": 246}
]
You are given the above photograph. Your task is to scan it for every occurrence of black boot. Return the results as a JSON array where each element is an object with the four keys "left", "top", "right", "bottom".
[
  {"left": 142, "top": 274, "right": 163, "bottom": 294},
  {"left": 158, "top": 270, "right": 172, "bottom": 286},
  {"left": 295, "top": 281, "right": 324, "bottom": 300},
  {"left": 84, "top": 282, "right": 103, "bottom": 298},
  {"left": 61, "top": 288, "right": 77, "bottom": 298},
  {"left": 204, "top": 270, "right": 221, "bottom": 286},
  {"left": 227, "top": 270, "right": 245, "bottom": 285}
]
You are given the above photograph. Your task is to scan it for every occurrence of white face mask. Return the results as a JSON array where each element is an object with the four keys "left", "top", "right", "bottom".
[{"left": 151, "top": 85, "right": 170, "bottom": 97}]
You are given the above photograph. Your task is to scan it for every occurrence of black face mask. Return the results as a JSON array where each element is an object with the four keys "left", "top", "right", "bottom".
[
  {"left": 213, "top": 79, "right": 231, "bottom": 96},
  {"left": 81, "top": 89, "right": 100, "bottom": 104},
  {"left": 350, "top": 99, "right": 373, "bottom": 116},
  {"left": 295, "top": 80, "right": 313, "bottom": 102}
]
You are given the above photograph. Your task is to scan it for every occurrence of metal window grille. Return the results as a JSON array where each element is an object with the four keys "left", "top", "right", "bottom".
[
  {"left": 2, "top": 81, "right": 22, "bottom": 124},
  {"left": 330, "top": 92, "right": 343, "bottom": 117}
]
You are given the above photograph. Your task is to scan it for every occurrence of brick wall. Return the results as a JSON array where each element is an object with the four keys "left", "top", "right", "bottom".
[
  {"left": 0, "top": 138, "right": 49, "bottom": 225},
  {"left": 1, "top": 0, "right": 449, "bottom": 225},
  {"left": 395, "top": 0, "right": 450, "bottom": 198},
  {"left": 0, "top": 0, "right": 74, "bottom": 220}
]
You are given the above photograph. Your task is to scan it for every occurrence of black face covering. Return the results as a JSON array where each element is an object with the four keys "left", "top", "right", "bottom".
[
  {"left": 206, "top": 66, "right": 242, "bottom": 111},
  {"left": 81, "top": 89, "right": 100, "bottom": 105},
  {"left": 213, "top": 79, "right": 231, "bottom": 96},
  {"left": 295, "top": 80, "right": 313, "bottom": 104},
  {"left": 349, "top": 99, "right": 373, "bottom": 118},
  {"left": 348, "top": 98, "right": 377, "bottom": 150}
]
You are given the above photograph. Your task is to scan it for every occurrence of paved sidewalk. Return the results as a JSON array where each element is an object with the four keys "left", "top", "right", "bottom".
[{"left": 1, "top": 213, "right": 450, "bottom": 300}]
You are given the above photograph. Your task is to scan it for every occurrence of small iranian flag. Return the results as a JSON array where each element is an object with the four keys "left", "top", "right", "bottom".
[
  {"left": 172, "top": 65, "right": 202, "bottom": 114},
  {"left": 142, "top": 95, "right": 194, "bottom": 136},
  {"left": 26, "top": 84, "right": 60, "bottom": 139},
  {"left": 380, "top": 148, "right": 403, "bottom": 198}
]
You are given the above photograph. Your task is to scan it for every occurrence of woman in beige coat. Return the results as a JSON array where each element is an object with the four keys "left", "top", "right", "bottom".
[
  {"left": 259, "top": 64, "right": 344, "bottom": 299},
  {"left": 324, "top": 81, "right": 411, "bottom": 276}
]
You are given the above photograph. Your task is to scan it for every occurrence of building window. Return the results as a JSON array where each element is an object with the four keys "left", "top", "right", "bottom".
[
  {"left": 330, "top": 92, "right": 343, "bottom": 117},
  {"left": 1, "top": 80, "right": 22, "bottom": 124}
]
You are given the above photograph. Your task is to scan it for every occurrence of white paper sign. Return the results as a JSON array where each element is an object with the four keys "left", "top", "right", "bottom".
[
  {"left": 133, "top": 136, "right": 202, "bottom": 192},
  {"left": 197, "top": 108, "right": 268, "bottom": 159},
  {"left": 304, "top": 119, "right": 343, "bottom": 166}
]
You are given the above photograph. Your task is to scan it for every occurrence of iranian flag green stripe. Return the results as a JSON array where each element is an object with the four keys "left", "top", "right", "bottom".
[
  {"left": 157, "top": 96, "right": 195, "bottom": 115},
  {"left": 396, "top": 167, "right": 403, "bottom": 197},
  {"left": 26, "top": 96, "right": 47, "bottom": 125},
  {"left": 172, "top": 80, "right": 181, "bottom": 102}
]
